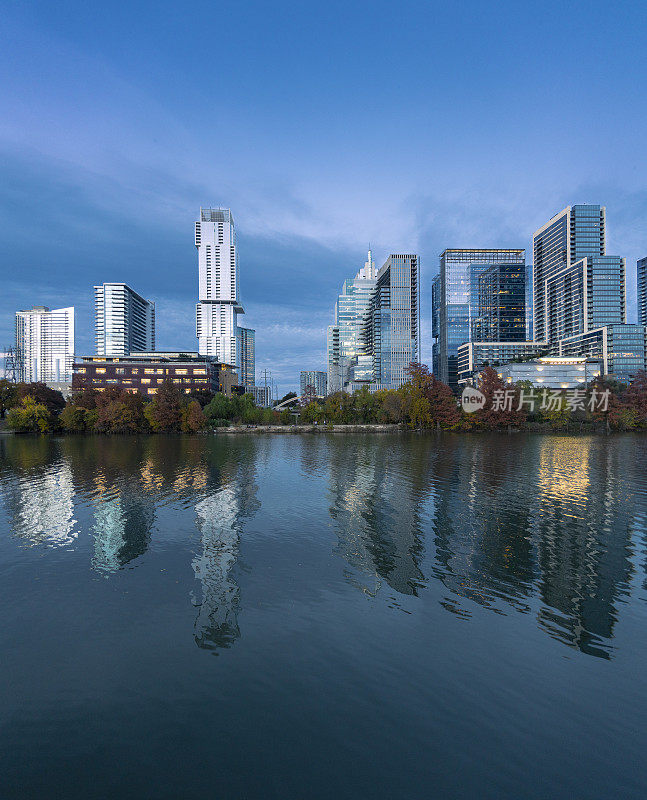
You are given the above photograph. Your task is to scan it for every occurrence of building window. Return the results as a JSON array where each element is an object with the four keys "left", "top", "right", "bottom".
[
  {"left": 96, "top": 368, "right": 106, "bottom": 374},
  {"left": 131, "top": 368, "right": 139, "bottom": 374},
  {"left": 193, "top": 369, "right": 206, "bottom": 375},
  {"left": 141, "top": 378, "right": 151, "bottom": 384},
  {"left": 174, "top": 369, "right": 188, "bottom": 375},
  {"left": 77, "top": 368, "right": 86, "bottom": 374},
  {"left": 147, "top": 388, "right": 158, "bottom": 394},
  {"left": 116, "top": 368, "right": 125, "bottom": 374},
  {"left": 144, "top": 369, "right": 155, "bottom": 375}
]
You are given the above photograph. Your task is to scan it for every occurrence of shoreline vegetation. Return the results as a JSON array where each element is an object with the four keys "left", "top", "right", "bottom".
[{"left": 2, "top": 363, "right": 647, "bottom": 436}]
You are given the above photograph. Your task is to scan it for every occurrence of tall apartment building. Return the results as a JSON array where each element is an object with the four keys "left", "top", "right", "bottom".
[
  {"left": 15, "top": 306, "right": 75, "bottom": 383},
  {"left": 300, "top": 370, "right": 327, "bottom": 398},
  {"left": 94, "top": 283, "right": 155, "bottom": 356},
  {"left": 638, "top": 256, "right": 647, "bottom": 327},
  {"left": 532, "top": 205, "right": 606, "bottom": 342},
  {"left": 327, "top": 250, "right": 377, "bottom": 393},
  {"left": 350, "top": 254, "right": 420, "bottom": 391},
  {"left": 195, "top": 208, "right": 254, "bottom": 387},
  {"left": 239, "top": 327, "right": 255, "bottom": 390},
  {"left": 432, "top": 249, "right": 526, "bottom": 389},
  {"left": 529, "top": 204, "right": 642, "bottom": 383}
]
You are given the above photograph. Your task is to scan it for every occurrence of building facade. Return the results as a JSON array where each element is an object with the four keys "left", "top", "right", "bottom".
[
  {"left": 239, "top": 327, "right": 255, "bottom": 390},
  {"left": 348, "top": 253, "right": 420, "bottom": 392},
  {"left": 638, "top": 256, "right": 647, "bottom": 327},
  {"left": 495, "top": 357, "right": 602, "bottom": 389},
  {"left": 72, "top": 352, "right": 237, "bottom": 396},
  {"left": 300, "top": 370, "right": 327, "bottom": 398},
  {"left": 532, "top": 205, "right": 606, "bottom": 343},
  {"left": 457, "top": 340, "right": 548, "bottom": 385},
  {"left": 327, "top": 250, "right": 377, "bottom": 393},
  {"left": 557, "top": 324, "right": 646, "bottom": 383},
  {"left": 94, "top": 282, "right": 155, "bottom": 356},
  {"left": 15, "top": 305, "right": 75, "bottom": 383},
  {"left": 433, "top": 249, "right": 526, "bottom": 390},
  {"left": 195, "top": 208, "right": 254, "bottom": 385},
  {"left": 473, "top": 262, "right": 526, "bottom": 342}
]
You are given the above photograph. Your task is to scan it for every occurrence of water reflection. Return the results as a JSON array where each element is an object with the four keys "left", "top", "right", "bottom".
[
  {"left": 327, "top": 435, "right": 428, "bottom": 597},
  {"left": 0, "top": 433, "right": 645, "bottom": 660}
]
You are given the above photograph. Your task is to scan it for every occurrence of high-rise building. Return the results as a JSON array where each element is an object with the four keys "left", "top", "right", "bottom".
[
  {"left": 350, "top": 254, "right": 420, "bottom": 391},
  {"left": 300, "top": 371, "right": 327, "bottom": 398},
  {"left": 94, "top": 283, "right": 155, "bottom": 356},
  {"left": 638, "top": 256, "right": 647, "bottom": 327},
  {"left": 195, "top": 208, "right": 253, "bottom": 387},
  {"left": 473, "top": 262, "right": 526, "bottom": 342},
  {"left": 15, "top": 306, "right": 75, "bottom": 383},
  {"left": 532, "top": 205, "right": 605, "bottom": 343},
  {"left": 239, "top": 327, "right": 255, "bottom": 390},
  {"left": 433, "top": 249, "right": 525, "bottom": 389},
  {"left": 327, "top": 250, "right": 377, "bottom": 393}
]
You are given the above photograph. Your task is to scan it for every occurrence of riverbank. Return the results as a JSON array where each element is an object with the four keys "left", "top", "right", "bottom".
[{"left": 218, "top": 423, "right": 401, "bottom": 434}]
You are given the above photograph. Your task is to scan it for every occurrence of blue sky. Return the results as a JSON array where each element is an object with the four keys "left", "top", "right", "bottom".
[{"left": 1, "top": 0, "right": 646, "bottom": 392}]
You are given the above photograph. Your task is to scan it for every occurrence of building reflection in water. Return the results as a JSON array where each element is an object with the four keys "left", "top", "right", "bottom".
[
  {"left": 430, "top": 434, "right": 636, "bottom": 659},
  {"left": 92, "top": 492, "right": 155, "bottom": 573},
  {"left": 192, "top": 444, "right": 260, "bottom": 652},
  {"left": 326, "top": 435, "right": 427, "bottom": 597}
]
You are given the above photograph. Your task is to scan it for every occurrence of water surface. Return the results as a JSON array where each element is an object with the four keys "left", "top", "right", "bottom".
[{"left": 1, "top": 432, "right": 647, "bottom": 799}]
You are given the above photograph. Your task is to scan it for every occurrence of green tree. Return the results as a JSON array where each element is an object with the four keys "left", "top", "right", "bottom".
[
  {"left": 16, "top": 382, "right": 66, "bottom": 414},
  {"left": 7, "top": 396, "right": 55, "bottom": 433},
  {"left": 144, "top": 379, "right": 183, "bottom": 432}
]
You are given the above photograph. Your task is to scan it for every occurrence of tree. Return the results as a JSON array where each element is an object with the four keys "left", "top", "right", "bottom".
[
  {"left": 144, "top": 379, "right": 183, "bottom": 432},
  {"left": 204, "top": 392, "right": 234, "bottom": 423},
  {"left": 7, "top": 396, "right": 55, "bottom": 433},
  {"left": 95, "top": 389, "right": 148, "bottom": 433},
  {"left": 16, "top": 382, "right": 65, "bottom": 414},
  {"left": 277, "top": 391, "right": 297, "bottom": 406},
  {"left": 181, "top": 400, "right": 207, "bottom": 432},
  {"left": 0, "top": 379, "right": 18, "bottom": 418},
  {"left": 587, "top": 376, "right": 626, "bottom": 433},
  {"left": 474, "top": 367, "right": 526, "bottom": 430},
  {"left": 624, "top": 370, "right": 647, "bottom": 426},
  {"left": 60, "top": 404, "right": 91, "bottom": 433}
]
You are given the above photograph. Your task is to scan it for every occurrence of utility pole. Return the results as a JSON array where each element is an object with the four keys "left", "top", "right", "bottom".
[
  {"left": 259, "top": 368, "right": 272, "bottom": 408},
  {"left": 3, "top": 346, "right": 19, "bottom": 383}
]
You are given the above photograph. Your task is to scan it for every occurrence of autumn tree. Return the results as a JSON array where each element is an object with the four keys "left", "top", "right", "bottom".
[
  {"left": 144, "top": 379, "right": 183, "bottom": 432},
  {"left": 0, "top": 379, "right": 17, "bottom": 418},
  {"left": 474, "top": 366, "right": 526, "bottom": 430},
  {"left": 624, "top": 370, "right": 647, "bottom": 427},
  {"left": 7, "top": 396, "right": 56, "bottom": 433}
]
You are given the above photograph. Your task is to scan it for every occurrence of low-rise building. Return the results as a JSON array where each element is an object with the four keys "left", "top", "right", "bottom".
[
  {"left": 494, "top": 357, "right": 603, "bottom": 389},
  {"left": 72, "top": 351, "right": 237, "bottom": 397},
  {"left": 457, "top": 341, "right": 548, "bottom": 385}
]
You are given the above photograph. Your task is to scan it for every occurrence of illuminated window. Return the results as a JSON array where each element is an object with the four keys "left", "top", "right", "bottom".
[
  {"left": 156, "top": 369, "right": 164, "bottom": 375},
  {"left": 174, "top": 369, "right": 188, "bottom": 375},
  {"left": 147, "top": 388, "right": 158, "bottom": 395},
  {"left": 131, "top": 368, "right": 139, "bottom": 374},
  {"left": 141, "top": 378, "right": 151, "bottom": 384},
  {"left": 77, "top": 368, "right": 86, "bottom": 374},
  {"left": 116, "top": 368, "right": 125, "bottom": 375},
  {"left": 193, "top": 369, "right": 207, "bottom": 375},
  {"left": 144, "top": 369, "right": 155, "bottom": 375},
  {"left": 96, "top": 368, "right": 106, "bottom": 374}
]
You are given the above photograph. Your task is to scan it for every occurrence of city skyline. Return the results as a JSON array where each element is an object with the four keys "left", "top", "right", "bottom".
[{"left": 2, "top": 1, "right": 647, "bottom": 393}]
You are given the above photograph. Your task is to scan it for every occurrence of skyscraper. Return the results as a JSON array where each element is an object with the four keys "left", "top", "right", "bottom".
[
  {"left": 239, "top": 327, "right": 255, "bottom": 390},
  {"left": 195, "top": 208, "right": 253, "bottom": 386},
  {"left": 433, "top": 249, "right": 525, "bottom": 389},
  {"left": 15, "top": 306, "right": 75, "bottom": 383},
  {"left": 532, "top": 205, "right": 605, "bottom": 343},
  {"left": 327, "top": 250, "right": 377, "bottom": 393},
  {"left": 94, "top": 282, "right": 155, "bottom": 356},
  {"left": 638, "top": 256, "right": 647, "bottom": 327},
  {"left": 354, "top": 254, "right": 420, "bottom": 391}
]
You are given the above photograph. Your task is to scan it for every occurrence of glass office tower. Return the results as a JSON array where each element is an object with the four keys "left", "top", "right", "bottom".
[
  {"left": 327, "top": 250, "right": 377, "bottom": 393},
  {"left": 433, "top": 249, "right": 525, "bottom": 390},
  {"left": 473, "top": 262, "right": 526, "bottom": 342}
]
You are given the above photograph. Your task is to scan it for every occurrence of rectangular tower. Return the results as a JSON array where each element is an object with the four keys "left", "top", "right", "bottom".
[
  {"left": 94, "top": 283, "right": 155, "bottom": 356},
  {"left": 473, "top": 262, "right": 526, "bottom": 342},
  {"left": 434, "top": 249, "right": 525, "bottom": 389},
  {"left": 532, "top": 205, "right": 605, "bottom": 343},
  {"left": 15, "top": 306, "right": 75, "bottom": 383},
  {"left": 239, "top": 327, "right": 255, "bottom": 390}
]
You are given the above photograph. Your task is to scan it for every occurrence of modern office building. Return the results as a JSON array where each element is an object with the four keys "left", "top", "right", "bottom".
[
  {"left": 327, "top": 250, "right": 377, "bottom": 393},
  {"left": 638, "top": 256, "right": 647, "bottom": 327},
  {"left": 15, "top": 305, "right": 75, "bottom": 383},
  {"left": 457, "top": 340, "right": 548, "bottom": 385},
  {"left": 473, "top": 262, "right": 526, "bottom": 342},
  {"left": 300, "top": 371, "right": 327, "bottom": 399},
  {"left": 94, "top": 282, "right": 155, "bottom": 356},
  {"left": 239, "top": 327, "right": 255, "bottom": 390},
  {"left": 433, "top": 249, "right": 525, "bottom": 390},
  {"left": 195, "top": 208, "right": 254, "bottom": 385},
  {"left": 532, "top": 205, "right": 606, "bottom": 343},
  {"left": 525, "top": 264, "right": 534, "bottom": 340},
  {"left": 495, "top": 357, "right": 602, "bottom": 389},
  {"left": 348, "top": 253, "right": 420, "bottom": 392},
  {"left": 73, "top": 351, "right": 237, "bottom": 396}
]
